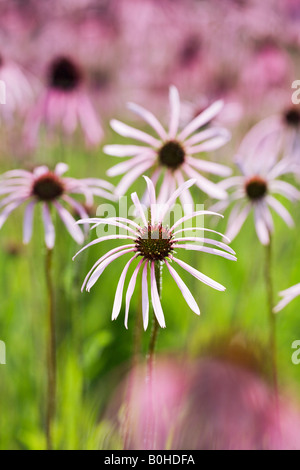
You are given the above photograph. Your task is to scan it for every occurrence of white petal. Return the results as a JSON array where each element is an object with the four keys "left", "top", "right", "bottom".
[
  {"left": 150, "top": 262, "right": 166, "bottom": 328},
  {"left": 168, "top": 85, "right": 180, "bottom": 138},
  {"left": 23, "top": 200, "right": 36, "bottom": 244},
  {"left": 55, "top": 163, "right": 69, "bottom": 176},
  {"left": 186, "top": 156, "right": 232, "bottom": 177},
  {"left": 86, "top": 248, "right": 136, "bottom": 292},
  {"left": 172, "top": 256, "right": 225, "bottom": 291},
  {"left": 165, "top": 260, "right": 200, "bottom": 315},
  {"left": 115, "top": 160, "right": 154, "bottom": 196},
  {"left": 125, "top": 258, "right": 144, "bottom": 328},
  {"left": 142, "top": 262, "right": 149, "bottom": 330},
  {"left": 110, "top": 119, "right": 161, "bottom": 147},
  {"left": 183, "top": 164, "right": 227, "bottom": 200},
  {"left": 266, "top": 195, "right": 294, "bottom": 228},
  {"left": 104, "top": 144, "right": 153, "bottom": 157},
  {"left": 127, "top": 102, "right": 167, "bottom": 140},
  {"left": 178, "top": 100, "right": 224, "bottom": 141},
  {"left": 42, "top": 203, "right": 55, "bottom": 249},
  {"left": 158, "top": 178, "right": 196, "bottom": 223},
  {"left": 112, "top": 254, "right": 139, "bottom": 320},
  {"left": 131, "top": 192, "right": 148, "bottom": 226},
  {"left": 254, "top": 204, "right": 270, "bottom": 245}
]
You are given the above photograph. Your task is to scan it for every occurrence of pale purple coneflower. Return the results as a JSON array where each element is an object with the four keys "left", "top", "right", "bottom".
[
  {"left": 104, "top": 86, "right": 232, "bottom": 206},
  {"left": 25, "top": 55, "right": 104, "bottom": 147},
  {"left": 0, "top": 162, "right": 115, "bottom": 248},
  {"left": 210, "top": 122, "right": 300, "bottom": 245},
  {"left": 274, "top": 283, "right": 300, "bottom": 313},
  {"left": 73, "top": 176, "right": 236, "bottom": 330}
]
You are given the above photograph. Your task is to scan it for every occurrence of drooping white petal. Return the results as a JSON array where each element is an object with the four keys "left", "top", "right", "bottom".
[
  {"left": 81, "top": 245, "right": 135, "bottom": 292},
  {"left": 254, "top": 204, "right": 270, "bottom": 245},
  {"left": 172, "top": 256, "right": 225, "bottom": 291},
  {"left": 73, "top": 234, "right": 136, "bottom": 260},
  {"left": 23, "top": 200, "right": 36, "bottom": 244},
  {"left": 42, "top": 203, "right": 55, "bottom": 249},
  {"left": 183, "top": 164, "right": 227, "bottom": 200},
  {"left": 0, "top": 199, "right": 26, "bottom": 230},
  {"left": 175, "top": 244, "right": 237, "bottom": 261},
  {"left": 125, "top": 258, "right": 145, "bottom": 328},
  {"left": 165, "top": 260, "right": 200, "bottom": 315},
  {"left": 269, "top": 180, "right": 300, "bottom": 202},
  {"left": 53, "top": 201, "right": 84, "bottom": 245},
  {"left": 86, "top": 248, "right": 136, "bottom": 292},
  {"left": 266, "top": 195, "right": 294, "bottom": 228},
  {"left": 225, "top": 203, "right": 251, "bottom": 242},
  {"left": 112, "top": 254, "right": 139, "bottom": 320},
  {"left": 174, "top": 237, "right": 235, "bottom": 254},
  {"left": 76, "top": 216, "right": 140, "bottom": 231},
  {"left": 150, "top": 262, "right": 166, "bottom": 328},
  {"left": 142, "top": 262, "right": 149, "bottom": 330},
  {"left": 89, "top": 218, "right": 137, "bottom": 236}
]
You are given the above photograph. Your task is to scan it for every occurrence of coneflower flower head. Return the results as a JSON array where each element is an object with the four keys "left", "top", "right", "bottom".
[
  {"left": 0, "top": 163, "right": 115, "bottom": 249},
  {"left": 211, "top": 120, "right": 300, "bottom": 245},
  {"left": 104, "top": 86, "right": 232, "bottom": 206},
  {"left": 25, "top": 55, "right": 104, "bottom": 147},
  {"left": 74, "top": 176, "right": 236, "bottom": 330}
]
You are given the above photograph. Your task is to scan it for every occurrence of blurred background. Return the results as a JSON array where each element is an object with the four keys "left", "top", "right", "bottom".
[{"left": 0, "top": 0, "right": 300, "bottom": 450}]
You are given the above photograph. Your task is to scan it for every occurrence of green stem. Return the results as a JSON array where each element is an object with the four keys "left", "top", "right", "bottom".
[
  {"left": 45, "top": 248, "right": 56, "bottom": 450},
  {"left": 147, "top": 262, "right": 161, "bottom": 367},
  {"left": 264, "top": 236, "right": 278, "bottom": 395},
  {"left": 144, "top": 261, "right": 162, "bottom": 449}
]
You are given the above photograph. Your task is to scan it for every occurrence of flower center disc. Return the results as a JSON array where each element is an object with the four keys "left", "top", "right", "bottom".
[
  {"left": 284, "top": 108, "right": 300, "bottom": 127},
  {"left": 159, "top": 140, "right": 185, "bottom": 170},
  {"left": 49, "top": 57, "right": 82, "bottom": 92},
  {"left": 135, "top": 225, "right": 174, "bottom": 261},
  {"left": 33, "top": 172, "right": 64, "bottom": 201},
  {"left": 245, "top": 176, "right": 268, "bottom": 200}
]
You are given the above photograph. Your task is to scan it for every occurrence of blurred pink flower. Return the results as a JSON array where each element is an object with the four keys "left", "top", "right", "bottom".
[
  {"left": 113, "top": 358, "right": 192, "bottom": 450},
  {"left": 0, "top": 162, "right": 115, "bottom": 249},
  {"left": 110, "top": 353, "right": 300, "bottom": 450},
  {"left": 0, "top": 55, "right": 33, "bottom": 122},
  {"left": 74, "top": 176, "right": 236, "bottom": 329},
  {"left": 25, "top": 55, "right": 104, "bottom": 147},
  {"left": 211, "top": 119, "right": 300, "bottom": 245},
  {"left": 240, "top": 41, "right": 291, "bottom": 102},
  {"left": 104, "top": 86, "right": 232, "bottom": 205},
  {"left": 179, "top": 358, "right": 300, "bottom": 450}
]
